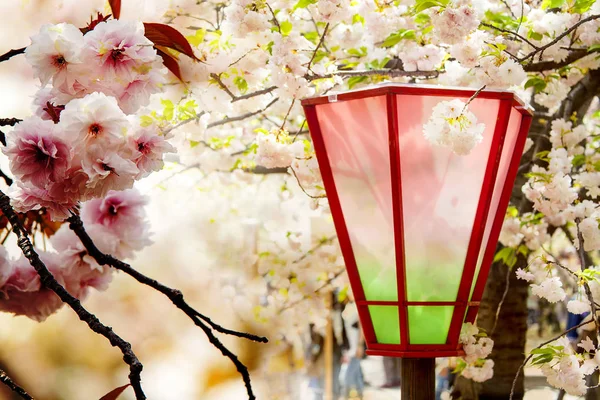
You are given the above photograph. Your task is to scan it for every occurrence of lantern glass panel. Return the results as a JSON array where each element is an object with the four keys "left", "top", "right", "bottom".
[
  {"left": 470, "top": 108, "right": 524, "bottom": 299},
  {"left": 407, "top": 306, "right": 454, "bottom": 344},
  {"left": 369, "top": 305, "right": 401, "bottom": 344},
  {"left": 395, "top": 95, "right": 502, "bottom": 302},
  {"left": 316, "top": 96, "right": 398, "bottom": 301}
]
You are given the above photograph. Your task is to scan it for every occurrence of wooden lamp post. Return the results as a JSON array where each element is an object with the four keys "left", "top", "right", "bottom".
[{"left": 301, "top": 83, "right": 532, "bottom": 399}]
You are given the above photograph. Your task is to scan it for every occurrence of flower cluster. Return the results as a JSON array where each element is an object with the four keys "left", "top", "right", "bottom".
[
  {"left": 423, "top": 99, "right": 485, "bottom": 155},
  {"left": 536, "top": 336, "right": 600, "bottom": 396},
  {"left": 5, "top": 20, "right": 174, "bottom": 221},
  {"left": 0, "top": 189, "right": 151, "bottom": 321},
  {"left": 456, "top": 323, "right": 495, "bottom": 382}
]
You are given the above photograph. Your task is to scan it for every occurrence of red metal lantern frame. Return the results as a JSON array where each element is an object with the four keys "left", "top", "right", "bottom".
[{"left": 301, "top": 84, "right": 533, "bottom": 358}]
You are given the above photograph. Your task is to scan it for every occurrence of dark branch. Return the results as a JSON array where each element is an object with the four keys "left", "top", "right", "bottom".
[
  {"left": 523, "top": 49, "right": 588, "bottom": 72},
  {"left": 0, "top": 192, "right": 146, "bottom": 400},
  {"left": 0, "top": 168, "right": 13, "bottom": 186},
  {"left": 0, "top": 368, "right": 33, "bottom": 400},
  {"left": 305, "top": 69, "right": 439, "bottom": 81},
  {"left": 207, "top": 98, "right": 279, "bottom": 128},
  {"left": 0, "top": 118, "right": 21, "bottom": 127},
  {"left": 519, "top": 14, "right": 600, "bottom": 62},
  {"left": 0, "top": 47, "right": 26, "bottom": 63},
  {"left": 67, "top": 215, "right": 267, "bottom": 400},
  {"left": 480, "top": 22, "right": 538, "bottom": 49}
]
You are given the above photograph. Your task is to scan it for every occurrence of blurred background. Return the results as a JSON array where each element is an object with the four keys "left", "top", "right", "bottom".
[{"left": 0, "top": 1, "right": 593, "bottom": 400}]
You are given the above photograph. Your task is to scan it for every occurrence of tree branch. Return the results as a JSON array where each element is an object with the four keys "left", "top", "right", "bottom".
[
  {"left": 0, "top": 191, "right": 146, "bottom": 400},
  {"left": 0, "top": 118, "right": 21, "bottom": 127},
  {"left": 480, "top": 22, "right": 538, "bottom": 49},
  {"left": 67, "top": 215, "right": 266, "bottom": 400},
  {"left": 518, "top": 14, "right": 600, "bottom": 62},
  {"left": 0, "top": 368, "right": 33, "bottom": 400},
  {"left": 523, "top": 49, "right": 588, "bottom": 72},
  {"left": 207, "top": 98, "right": 279, "bottom": 128},
  {"left": 0, "top": 47, "right": 26, "bottom": 63},
  {"left": 305, "top": 69, "right": 439, "bottom": 81}
]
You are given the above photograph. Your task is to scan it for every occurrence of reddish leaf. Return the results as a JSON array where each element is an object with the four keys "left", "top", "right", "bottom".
[
  {"left": 143, "top": 23, "right": 199, "bottom": 61},
  {"left": 99, "top": 384, "right": 130, "bottom": 400},
  {"left": 43, "top": 102, "right": 65, "bottom": 124},
  {"left": 108, "top": 0, "right": 121, "bottom": 19},
  {"left": 155, "top": 47, "right": 184, "bottom": 81},
  {"left": 81, "top": 12, "right": 111, "bottom": 34}
]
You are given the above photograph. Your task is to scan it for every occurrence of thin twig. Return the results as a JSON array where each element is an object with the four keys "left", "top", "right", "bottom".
[
  {"left": 306, "top": 23, "right": 329, "bottom": 74},
  {"left": 280, "top": 99, "right": 295, "bottom": 130},
  {"left": 290, "top": 166, "right": 327, "bottom": 199},
  {"left": 0, "top": 192, "right": 146, "bottom": 400},
  {"left": 519, "top": 14, "right": 600, "bottom": 62},
  {"left": 67, "top": 215, "right": 267, "bottom": 400},
  {"left": 207, "top": 98, "right": 279, "bottom": 128},
  {"left": 306, "top": 69, "right": 439, "bottom": 81},
  {"left": 266, "top": 3, "right": 281, "bottom": 33},
  {"left": 480, "top": 22, "right": 538, "bottom": 49},
  {"left": 491, "top": 262, "right": 511, "bottom": 336},
  {"left": 576, "top": 220, "right": 600, "bottom": 338},
  {"left": 232, "top": 86, "right": 277, "bottom": 103},
  {"left": 0, "top": 47, "right": 26, "bottom": 63},
  {"left": 463, "top": 85, "right": 487, "bottom": 113},
  {"left": 0, "top": 368, "right": 33, "bottom": 400}
]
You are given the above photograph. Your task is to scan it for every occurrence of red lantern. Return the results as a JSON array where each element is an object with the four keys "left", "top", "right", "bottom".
[{"left": 301, "top": 83, "right": 532, "bottom": 359}]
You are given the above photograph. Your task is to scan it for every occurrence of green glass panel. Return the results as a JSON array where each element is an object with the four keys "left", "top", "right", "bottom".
[
  {"left": 316, "top": 97, "right": 398, "bottom": 302},
  {"left": 408, "top": 306, "right": 453, "bottom": 344},
  {"left": 369, "top": 305, "right": 400, "bottom": 344},
  {"left": 405, "top": 261, "right": 462, "bottom": 302},
  {"left": 357, "top": 252, "right": 398, "bottom": 301}
]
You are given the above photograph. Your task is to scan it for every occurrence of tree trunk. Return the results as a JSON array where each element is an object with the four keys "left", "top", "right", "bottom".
[{"left": 478, "top": 257, "right": 529, "bottom": 400}]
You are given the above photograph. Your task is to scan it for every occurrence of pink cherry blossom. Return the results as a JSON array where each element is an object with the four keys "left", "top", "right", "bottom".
[
  {"left": 115, "top": 60, "right": 167, "bottom": 114},
  {"left": 8, "top": 182, "right": 77, "bottom": 221},
  {"left": 51, "top": 224, "right": 118, "bottom": 297},
  {"left": 0, "top": 253, "right": 65, "bottom": 322},
  {"left": 3, "top": 117, "right": 72, "bottom": 188},
  {"left": 127, "top": 127, "right": 175, "bottom": 178},
  {"left": 81, "top": 144, "right": 139, "bottom": 198},
  {"left": 81, "top": 20, "right": 156, "bottom": 82},
  {"left": 24, "top": 23, "right": 84, "bottom": 91},
  {"left": 80, "top": 189, "right": 152, "bottom": 258},
  {"left": 0, "top": 246, "right": 12, "bottom": 289},
  {"left": 59, "top": 92, "right": 129, "bottom": 150}
]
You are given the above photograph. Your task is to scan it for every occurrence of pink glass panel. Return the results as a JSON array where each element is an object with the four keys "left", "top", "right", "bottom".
[
  {"left": 316, "top": 96, "right": 397, "bottom": 301},
  {"left": 396, "top": 95, "right": 501, "bottom": 302},
  {"left": 470, "top": 107, "right": 523, "bottom": 299}
]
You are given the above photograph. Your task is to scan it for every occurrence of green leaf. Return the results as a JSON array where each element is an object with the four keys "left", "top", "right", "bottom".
[
  {"left": 303, "top": 31, "right": 319, "bottom": 44},
  {"left": 161, "top": 99, "right": 174, "bottom": 121},
  {"left": 507, "top": 205, "right": 518, "bottom": 218},
  {"left": 414, "top": 13, "right": 431, "bottom": 24},
  {"left": 280, "top": 20, "right": 293, "bottom": 36},
  {"left": 589, "top": 44, "right": 600, "bottom": 53},
  {"left": 572, "top": 154, "right": 586, "bottom": 168},
  {"left": 573, "top": 0, "right": 596, "bottom": 12},
  {"left": 524, "top": 77, "right": 547, "bottom": 93},
  {"left": 412, "top": 0, "right": 448, "bottom": 13},
  {"left": 541, "top": 0, "right": 566, "bottom": 8},
  {"left": 382, "top": 29, "right": 416, "bottom": 48},
  {"left": 139, "top": 115, "right": 154, "bottom": 127},
  {"left": 494, "top": 247, "right": 517, "bottom": 268},
  {"left": 528, "top": 30, "right": 544, "bottom": 41},
  {"left": 234, "top": 76, "right": 248, "bottom": 94},
  {"left": 293, "top": 0, "right": 317, "bottom": 10},
  {"left": 352, "top": 14, "right": 365, "bottom": 25},
  {"left": 186, "top": 29, "right": 206, "bottom": 47},
  {"left": 347, "top": 75, "right": 368, "bottom": 89}
]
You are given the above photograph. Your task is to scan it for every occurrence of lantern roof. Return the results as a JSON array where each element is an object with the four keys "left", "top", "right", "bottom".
[
  {"left": 301, "top": 82, "right": 533, "bottom": 116},
  {"left": 302, "top": 83, "right": 532, "bottom": 358}
]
